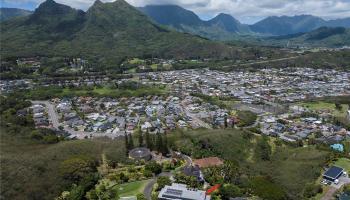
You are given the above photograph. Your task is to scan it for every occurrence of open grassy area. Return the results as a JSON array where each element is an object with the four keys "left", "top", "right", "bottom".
[
  {"left": 21, "top": 85, "right": 169, "bottom": 100},
  {"left": 298, "top": 101, "right": 349, "bottom": 118},
  {"left": 128, "top": 58, "right": 144, "bottom": 65},
  {"left": 115, "top": 180, "right": 150, "bottom": 197},
  {"left": 169, "top": 128, "right": 330, "bottom": 200},
  {"left": 0, "top": 130, "right": 128, "bottom": 200},
  {"left": 334, "top": 158, "right": 350, "bottom": 172}
]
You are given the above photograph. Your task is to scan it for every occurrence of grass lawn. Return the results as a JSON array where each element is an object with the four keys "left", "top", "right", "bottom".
[
  {"left": 126, "top": 68, "right": 136, "bottom": 73},
  {"left": 115, "top": 180, "right": 150, "bottom": 197},
  {"left": 24, "top": 85, "right": 168, "bottom": 100},
  {"left": 298, "top": 101, "right": 349, "bottom": 117},
  {"left": 129, "top": 58, "right": 143, "bottom": 65},
  {"left": 334, "top": 158, "right": 350, "bottom": 172},
  {"left": 150, "top": 64, "right": 158, "bottom": 70}
]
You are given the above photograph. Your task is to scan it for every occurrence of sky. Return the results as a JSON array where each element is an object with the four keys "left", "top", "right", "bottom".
[{"left": 1, "top": 0, "right": 350, "bottom": 24}]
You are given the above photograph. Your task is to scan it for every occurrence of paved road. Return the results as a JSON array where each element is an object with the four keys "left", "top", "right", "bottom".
[
  {"left": 143, "top": 153, "right": 192, "bottom": 200},
  {"left": 143, "top": 172, "right": 172, "bottom": 200},
  {"left": 32, "top": 100, "right": 94, "bottom": 139}
]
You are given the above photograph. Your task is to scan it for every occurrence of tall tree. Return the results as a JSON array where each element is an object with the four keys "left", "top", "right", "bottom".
[
  {"left": 161, "top": 134, "right": 169, "bottom": 155},
  {"left": 128, "top": 134, "right": 134, "bottom": 150},
  {"left": 137, "top": 127, "right": 143, "bottom": 147},
  {"left": 156, "top": 132, "right": 163, "bottom": 153},
  {"left": 124, "top": 133, "right": 129, "bottom": 152},
  {"left": 145, "top": 129, "right": 153, "bottom": 150}
]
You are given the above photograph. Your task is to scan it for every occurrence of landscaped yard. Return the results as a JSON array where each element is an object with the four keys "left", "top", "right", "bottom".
[
  {"left": 115, "top": 180, "right": 150, "bottom": 197},
  {"left": 334, "top": 158, "right": 350, "bottom": 172}
]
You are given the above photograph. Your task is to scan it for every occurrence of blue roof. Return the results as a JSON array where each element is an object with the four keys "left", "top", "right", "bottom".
[
  {"left": 324, "top": 166, "right": 344, "bottom": 179},
  {"left": 330, "top": 144, "right": 344, "bottom": 152}
]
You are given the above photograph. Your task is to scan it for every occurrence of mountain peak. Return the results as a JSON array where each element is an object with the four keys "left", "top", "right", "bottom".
[
  {"left": 92, "top": 0, "right": 103, "bottom": 6},
  {"left": 139, "top": 4, "right": 203, "bottom": 27}
]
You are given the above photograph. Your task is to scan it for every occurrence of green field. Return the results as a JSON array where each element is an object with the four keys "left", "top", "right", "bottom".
[
  {"left": 115, "top": 180, "right": 150, "bottom": 197},
  {"left": 298, "top": 101, "right": 349, "bottom": 117},
  {"left": 169, "top": 129, "right": 330, "bottom": 199},
  {"left": 20, "top": 85, "right": 168, "bottom": 100}
]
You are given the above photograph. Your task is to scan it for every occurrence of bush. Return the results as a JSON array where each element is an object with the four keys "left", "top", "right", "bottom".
[
  {"left": 220, "top": 184, "right": 242, "bottom": 200},
  {"left": 303, "top": 183, "right": 323, "bottom": 198},
  {"left": 145, "top": 161, "right": 162, "bottom": 175},
  {"left": 249, "top": 176, "right": 286, "bottom": 200},
  {"left": 157, "top": 176, "right": 172, "bottom": 191}
]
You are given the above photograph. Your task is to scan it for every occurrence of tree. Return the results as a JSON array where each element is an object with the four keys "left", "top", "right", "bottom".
[
  {"left": 161, "top": 134, "right": 169, "bottom": 155},
  {"left": 60, "top": 156, "right": 98, "bottom": 183},
  {"left": 86, "top": 181, "right": 119, "bottom": 200},
  {"left": 145, "top": 161, "right": 162, "bottom": 175},
  {"left": 145, "top": 129, "right": 153, "bottom": 150},
  {"left": 138, "top": 127, "right": 143, "bottom": 147},
  {"left": 124, "top": 133, "right": 129, "bottom": 152},
  {"left": 156, "top": 132, "right": 163, "bottom": 153},
  {"left": 222, "top": 160, "right": 240, "bottom": 184},
  {"left": 99, "top": 103, "right": 106, "bottom": 110},
  {"left": 137, "top": 193, "right": 147, "bottom": 200},
  {"left": 220, "top": 184, "right": 242, "bottom": 200},
  {"left": 335, "top": 103, "right": 343, "bottom": 111},
  {"left": 128, "top": 134, "right": 134, "bottom": 150},
  {"left": 303, "top": 184, "right": 322, "bottom": 198},
  {"left": 157, "top": 176, "right": 172, "bottom": 191},
  {"left": 256, "top": 136, "right": 271, "bottom": 161}
]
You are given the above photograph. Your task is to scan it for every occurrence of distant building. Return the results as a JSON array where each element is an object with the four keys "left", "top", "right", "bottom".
[{"left": 158, "top": 183, "right": 210, "bottom": 200}]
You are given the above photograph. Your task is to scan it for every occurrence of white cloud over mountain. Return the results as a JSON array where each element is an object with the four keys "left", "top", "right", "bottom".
[{"left": 1, "top": 0, "right": 350, "bottom": 24}]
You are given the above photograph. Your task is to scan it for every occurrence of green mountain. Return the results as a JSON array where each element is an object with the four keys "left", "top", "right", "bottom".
[
  {"left": 139, "top": 5, "right": 251, "bottom": 41},
  {"left": 250, "top": 15, "right": 350, "bottom": 36},
  {"left": 0, "top": 8, "right": 32, "bottom": 22},
  {"left": 207, "top": 13, "right": 250, "bottom": 33},
  {"left": 0, "top": 0, "right": 231, "bottom": 66},
  {"left": 250, "top": 15, "right": 325, "bottom": 35},
  {"left": 267, "top": 27, "right": 350, "bottom": 47},
  {"left": 138, "top": 5, "right": 205, "bottom": 29}
]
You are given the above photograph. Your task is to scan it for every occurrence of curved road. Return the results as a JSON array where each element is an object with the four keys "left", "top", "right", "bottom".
[{"left": 143, "top": 153, "right": 192, "bottom": 200}]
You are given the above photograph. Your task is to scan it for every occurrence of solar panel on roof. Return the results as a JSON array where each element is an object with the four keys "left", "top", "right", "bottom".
[
  {"left": 165, "top": 188, "right": 183, "bottom": 196},
  {"left": 324, "top": 166, "right": 344, "bottom": 179}
]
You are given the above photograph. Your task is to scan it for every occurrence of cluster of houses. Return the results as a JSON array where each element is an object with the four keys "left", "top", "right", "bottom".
[
  {"left": 260, "top": 105, "right": 349, "bottom": 144},
  {"left": 51, "top": 95, "right": 229, "bottom": 138},
  {"left": 146, "top": 68, "right": 350, "bottom": 104},
  {"left": 31, "top": 103, "right": 50, "bottom": 128}
]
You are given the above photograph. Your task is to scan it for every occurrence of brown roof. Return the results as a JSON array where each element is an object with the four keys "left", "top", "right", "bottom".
[{"left": 193, "top": 157, "right": 224, "bottom": 168}]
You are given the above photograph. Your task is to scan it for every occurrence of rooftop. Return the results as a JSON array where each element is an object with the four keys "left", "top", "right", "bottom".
[
  {"left": 158, "top": 183, "right": 210, "bottom": 200},
  {"left": 193, "top": 157, "right": 224, "bottom": 168},
  {"left": 323, "top": 166, "right": 344, "bottom": 180}
]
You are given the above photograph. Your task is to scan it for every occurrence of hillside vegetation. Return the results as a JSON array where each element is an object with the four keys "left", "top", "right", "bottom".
[{"left": 0, "top": 0, "right": 231, "bottom": 67}]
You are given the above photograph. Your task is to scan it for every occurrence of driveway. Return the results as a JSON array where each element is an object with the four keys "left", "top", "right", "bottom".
[
  {"left": 143, "top": 172, "right": 172, "bottom": 200},
  {"left": 321, "top": 176, "right": 350, "bottom": 200}
]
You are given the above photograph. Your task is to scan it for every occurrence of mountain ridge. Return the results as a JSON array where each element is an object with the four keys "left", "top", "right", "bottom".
[
  {"left": 0, "top": 0, "right": 231, "bottom": 66},
  {"left": 0, "top": 8, "right": 33, "bottom": 21}
]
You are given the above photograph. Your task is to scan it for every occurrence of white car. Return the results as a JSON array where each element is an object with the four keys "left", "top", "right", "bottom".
[{"left": 334, "top": 179, "right": 339, "bottom": 185}]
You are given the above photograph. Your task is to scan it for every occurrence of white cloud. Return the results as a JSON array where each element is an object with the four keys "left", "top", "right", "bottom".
[{"left": 2, "top": 0, "right": 350, "bottom": 24}]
